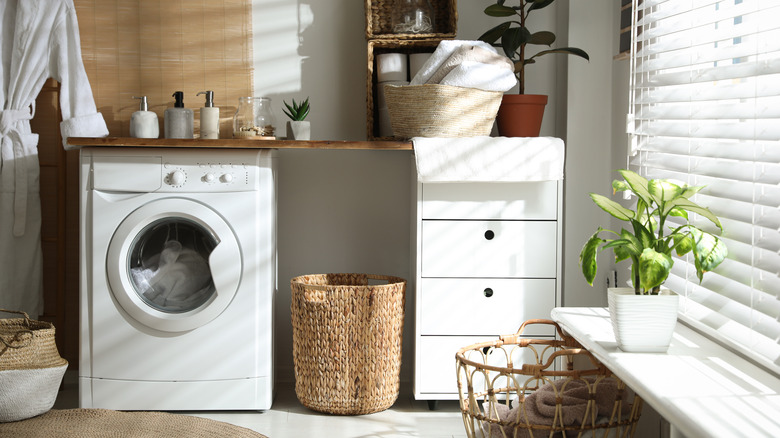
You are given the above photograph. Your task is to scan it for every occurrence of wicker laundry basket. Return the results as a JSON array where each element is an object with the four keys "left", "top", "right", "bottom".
[
  {"left": 384, "top": 84, "right": 503, "bottom": 139},
  {"left": 456, "top": 319, "right": 643, "bottom": 438},
  {"left": 290, "top": 273, "right": 406, "bottom": 415},
  {"left": 0, "top": 309, "right": 68, "bottom": 422}
]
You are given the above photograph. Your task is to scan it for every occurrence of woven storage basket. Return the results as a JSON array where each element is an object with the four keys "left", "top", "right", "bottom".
[
  {"left": 0, "top": 309, "right": 68, "bottom": 422},
  {"left": 366, "top": 38, "right": 446, "bottom": 140},
  {"left": 365, "top": 0, "right": 457, "bottom": 39},
  {"left": 290, "top": 273, "right": 406, "bottom": 415},
  {"left": 456, "top": 320, "right": 643, "bottom": 438},
  {"left": 384, "top": 84, "right": 502, "bottom": 139}
]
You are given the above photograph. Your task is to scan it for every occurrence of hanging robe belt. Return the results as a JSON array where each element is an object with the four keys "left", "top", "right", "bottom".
[{"left": 0, "top": 106, "right": 35, "bottom": 237}]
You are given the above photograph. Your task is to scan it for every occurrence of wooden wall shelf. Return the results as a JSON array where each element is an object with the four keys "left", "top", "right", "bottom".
[{"left": 67, "top": 137, "right": 413, "bottom": 151}]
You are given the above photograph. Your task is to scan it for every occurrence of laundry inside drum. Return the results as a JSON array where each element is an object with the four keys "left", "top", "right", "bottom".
[{"left": 127, "top": 218, "right": 218, "bottom": 313}]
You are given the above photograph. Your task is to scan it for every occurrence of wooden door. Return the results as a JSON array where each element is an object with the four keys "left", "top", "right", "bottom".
[{"left": 33, "top": 79, "right": 80, "bottom": 367}]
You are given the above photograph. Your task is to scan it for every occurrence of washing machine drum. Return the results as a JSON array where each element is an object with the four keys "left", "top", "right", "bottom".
[{"left": 106, "top": 199, "right": 242, "bottom": 332}]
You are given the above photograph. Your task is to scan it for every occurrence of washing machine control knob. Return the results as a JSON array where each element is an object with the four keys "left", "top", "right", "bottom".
[
  {"left": 169, "top": 169, "right": 186, "bottom": 186},
  {"left": 220, "top": 173, "right": 233, "bottom": 183},
  {"left": 204, "top": 172, "right": 216, "bottom": 183}
]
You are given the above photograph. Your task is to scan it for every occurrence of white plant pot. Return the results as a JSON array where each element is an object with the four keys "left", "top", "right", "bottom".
[
  {"left": 608, "top": 287, "right": 679, "bottom": 353},
  {"left": 286, "top": 120, "right": 310, "bottom": 140}
]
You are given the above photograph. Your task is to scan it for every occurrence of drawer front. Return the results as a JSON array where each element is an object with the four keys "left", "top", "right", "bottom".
[
  {"left": 416, "top": 336, "right": 492, "bottom": 396},
  {"left": 416, "top": 335, "right": 549, "bottom": 396},
  {"left": 421, "top": 181, "right": 558, "bottom": 220},
  {"left": 421, "top": 220, "right": 557, "bottom": 278},
  {"left": 418, "top": 278, "right": 556, "bottom": 336}
]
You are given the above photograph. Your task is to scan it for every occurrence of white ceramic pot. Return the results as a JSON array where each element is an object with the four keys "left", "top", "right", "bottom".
[
  {"left": 286, "top": 120, "right": 311, "bottom": 141},
  {"left": 608, "top": 287, "right": 679, "bottom": 353}
]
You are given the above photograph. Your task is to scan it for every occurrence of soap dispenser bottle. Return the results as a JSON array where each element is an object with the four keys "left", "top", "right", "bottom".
[
  {"left": 197, "top": 90, "right": 219, "bottom": 139},
  {"left": 130, "top": 96, "right": 159, "bottom": 138},
  {"left": 164, "top": 91, "right": 194, "bottom": 139}
]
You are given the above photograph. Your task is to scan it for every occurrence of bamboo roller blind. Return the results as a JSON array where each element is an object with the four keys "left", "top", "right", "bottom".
[{"left": 74, "top": 0, "right": 254, "bottom": 138}]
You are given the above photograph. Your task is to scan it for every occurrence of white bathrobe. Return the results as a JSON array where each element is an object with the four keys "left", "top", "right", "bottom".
[{"left": 1, "top": 0, "right": 108, "bottom": 318}]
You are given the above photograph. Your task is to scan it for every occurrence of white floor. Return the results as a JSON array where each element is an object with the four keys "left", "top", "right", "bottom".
[{"left": 54, "top": 371, "right": 468, "bottom": 438}]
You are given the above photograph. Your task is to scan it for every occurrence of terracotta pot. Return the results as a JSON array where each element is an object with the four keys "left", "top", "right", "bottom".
[{"left": 495, "top": 94, "right": 548, "bottom": 137}]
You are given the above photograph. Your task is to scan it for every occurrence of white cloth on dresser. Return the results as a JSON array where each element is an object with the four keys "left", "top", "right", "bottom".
[
  {"left": 1, "top": 0, "right": 108, "bottom": 318},
  {"left": 412, "top": 136, "right": 565, "bottom": 183}
]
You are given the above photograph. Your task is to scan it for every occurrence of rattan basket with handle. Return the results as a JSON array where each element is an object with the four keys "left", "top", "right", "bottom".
[
  {"left": 0, "top": 309, "right": 65, "bottom": 371},
  {"left": 290, "top": 273, "right": 406, "bottom": 415},
  {"left": 384, "top": 84, "right": 502, "bottom": 138},
  {"left": 0, "top": 309, "right": 68, "bottom": 422},
  {"left": 456, "top": 319, "right": 643, "bottom": 438}
]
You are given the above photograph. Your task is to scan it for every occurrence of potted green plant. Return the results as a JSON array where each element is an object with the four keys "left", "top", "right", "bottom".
[
  {"left": 478, "top": 0, "right": 589, "bottom": 137},
  {"left": 283, "top": 97, "right": 310, "bottom": 141},
  {"left": 579, "top": 169, "right": 728, "bottom": 352}
]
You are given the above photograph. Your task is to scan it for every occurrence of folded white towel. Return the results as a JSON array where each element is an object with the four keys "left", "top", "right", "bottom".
[
  {"left": 440, "top": 61, "right": 517, "bottom": 92},
  {"left": 413, "top": 136, "right": 565, "bottom": 183},
  {"left": 425, "top": 45, "right": 513, "bottom": 85},
  {"left": 410, "top": 40, "right": 499, "bottom": 85}
]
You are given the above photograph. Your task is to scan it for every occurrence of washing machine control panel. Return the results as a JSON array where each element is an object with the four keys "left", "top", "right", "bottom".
[
  {"left": 90, "top": 149, "right": 272, "bottom": 193},
  {"left": 162, "top": 161, "right": 255, "bottom": 192},
  {"left": 157, "top": 150, "right": 270, "bottom": 192}
]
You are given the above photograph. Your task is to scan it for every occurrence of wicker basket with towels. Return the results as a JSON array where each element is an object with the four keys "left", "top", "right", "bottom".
[
  {"left": 384, "top": 84, "right": 503, "bottom": 138},
  {"left": 456, "top": 319, "right": 643, "bottom": 438}
]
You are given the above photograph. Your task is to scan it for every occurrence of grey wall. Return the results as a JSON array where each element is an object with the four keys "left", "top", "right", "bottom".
[
  {"left": 251, "top": 0, "right": 626, "bottom": 385},
  {"left": 563, "top": 0, "right": 619, "bottom": 308}
]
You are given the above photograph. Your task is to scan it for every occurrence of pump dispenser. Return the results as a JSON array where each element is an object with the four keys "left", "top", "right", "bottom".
[
  {"left": 197, "top": 91, "right": 219, "bottom": 139},
  {"left": 164, "top": 91, "right": 194, "bottom": 139},
  {"left": 130, "top": 96, "right": 159, "bottom": 138}
]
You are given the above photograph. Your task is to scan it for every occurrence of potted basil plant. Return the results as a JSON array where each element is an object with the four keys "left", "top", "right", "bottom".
[
  {"left": 479, "top": 0, "right": 589, "bottom": 137},
  {"left": 579, "top": 170, "right": 728, "bottom": 352},
  {"left": 283, "top": 97, "right": 310, "bottom": 141}
]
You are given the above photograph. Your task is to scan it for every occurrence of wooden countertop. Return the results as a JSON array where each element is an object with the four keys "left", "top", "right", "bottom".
[{"left": 67, "top": 137, "right": 413, "bottom": 150}]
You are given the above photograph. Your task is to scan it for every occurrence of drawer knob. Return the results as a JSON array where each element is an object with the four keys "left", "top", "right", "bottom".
[
  {"left": 484, "top": 230, "right": 495, "bottom": 240},
  {"left": 483, "top": 288, "right": 494, "bottom": 297}
]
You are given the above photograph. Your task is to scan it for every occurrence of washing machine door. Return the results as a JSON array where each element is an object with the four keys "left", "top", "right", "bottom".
[{"left": 106, "top": 198, "right": 242, "bottom": 332}]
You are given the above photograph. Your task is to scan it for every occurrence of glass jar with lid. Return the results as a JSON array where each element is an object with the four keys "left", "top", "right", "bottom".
[{"left": 233, "top": 97, "right": 276, "bottom": 139}]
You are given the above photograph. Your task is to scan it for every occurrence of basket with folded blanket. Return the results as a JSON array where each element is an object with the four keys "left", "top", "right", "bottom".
[
  {"left": 456, "top": 319, "right": 643, "bottom": 438},
  {"left": 385, "top": 40, "right": 516, "bottom": 139}
]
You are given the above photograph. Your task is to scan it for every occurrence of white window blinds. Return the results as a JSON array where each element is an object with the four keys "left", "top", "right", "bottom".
[{"left": 628, "top": 0, "right": 780, "bottom": 374}]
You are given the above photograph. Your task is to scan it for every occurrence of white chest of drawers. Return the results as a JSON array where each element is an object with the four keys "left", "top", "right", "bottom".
[{"left": 412, "top": 178, "right": 563, "bottom": 403}]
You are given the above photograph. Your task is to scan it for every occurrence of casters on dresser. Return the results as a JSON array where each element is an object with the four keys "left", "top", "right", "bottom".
[{"left": 427, "top": 400, "right": 439, "bottom": 411}]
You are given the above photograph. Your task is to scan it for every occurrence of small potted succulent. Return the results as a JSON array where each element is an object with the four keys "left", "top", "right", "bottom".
[
  {"left": 283, "top": 97, "right": 310, "bottom": 141},
  {"left": 580, "top": 169, "right": 728, "bottom": 352},
  {"left": 478, "top": 0, "right": 589, "bottom": 136}
]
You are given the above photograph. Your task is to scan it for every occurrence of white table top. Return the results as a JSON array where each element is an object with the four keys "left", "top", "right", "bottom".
[{"left": 551, "top": 307, "right": 780, "bottom": 438}]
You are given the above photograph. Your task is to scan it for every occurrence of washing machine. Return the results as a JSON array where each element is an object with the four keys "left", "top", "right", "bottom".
[{"left": 79, "top": 146, "right": 276, "bottom": 411}]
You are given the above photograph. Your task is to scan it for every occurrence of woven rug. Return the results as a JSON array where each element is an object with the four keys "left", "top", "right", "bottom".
[{"left": 0, "top": 408, "right": 268, "bottom": 437}]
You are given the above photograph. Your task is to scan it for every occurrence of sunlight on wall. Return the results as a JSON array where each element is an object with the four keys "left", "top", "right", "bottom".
[
  {"left": 251, "top": 1, "right": 313, "bottom": 95},
  {"left": 252, "top": 0, "right": 367, "bottom": 140}
]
